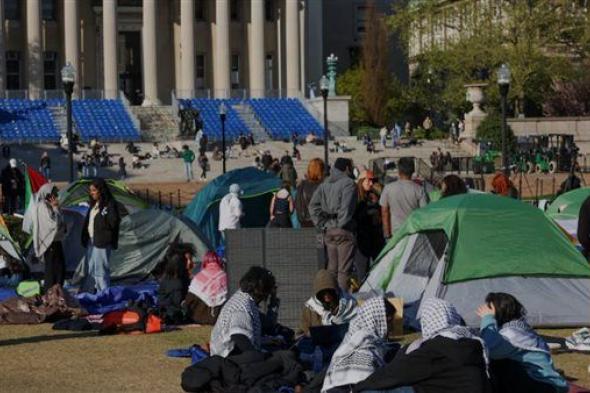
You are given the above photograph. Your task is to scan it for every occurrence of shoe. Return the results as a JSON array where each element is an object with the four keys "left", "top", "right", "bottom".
[{"left": 565, "top": 328, "right": 590, "bottom": 351}]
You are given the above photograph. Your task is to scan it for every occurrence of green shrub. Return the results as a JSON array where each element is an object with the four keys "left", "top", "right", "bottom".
[
  {"left": 476, "top": 114, "right": 516, "bottom": 152},
  {"left": 428, "top": 128, "right": 447, "bottom": 140}
]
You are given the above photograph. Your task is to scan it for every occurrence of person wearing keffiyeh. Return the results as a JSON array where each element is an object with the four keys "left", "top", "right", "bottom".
[
  {"left": 209, "top": 266, "right": 275, "bottom": 357},
  {"left": 352, "top": 298, "right": 491, "bottom": 393},
  {"left": 321, "top": 297, "right": 397, "bottom": 393},
  {"left": 477, "top": 292, "right": 567, "bottom": 393}
]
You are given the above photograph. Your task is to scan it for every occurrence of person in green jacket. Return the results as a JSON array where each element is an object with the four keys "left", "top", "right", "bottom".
[{"left": 181, "top": 145, "right": 195, "bottom": 182}]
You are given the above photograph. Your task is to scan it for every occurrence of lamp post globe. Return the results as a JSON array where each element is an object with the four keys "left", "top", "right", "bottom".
[
  {"left": 320, "top": 75, "right": 329, "bottom": 174},
  {"left": 219, "top": 102, "right": 227, "bottom": 174},
  {"left": 497, "top": 63, "right": 511, "bottom": 176},
  {"left": 61, "top": 62, "right": 76, "bottom": 182}
]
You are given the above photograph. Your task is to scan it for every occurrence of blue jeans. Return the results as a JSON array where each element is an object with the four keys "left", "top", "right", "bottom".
[
  {"left": 184, "top": 162, "right": 193, "bottom": 180},
  {"left": 83, "top": 241, "right": 112, "bottom": 293},
  {"left": 361, "top": 388, "right": 415, "bottom": 393}
]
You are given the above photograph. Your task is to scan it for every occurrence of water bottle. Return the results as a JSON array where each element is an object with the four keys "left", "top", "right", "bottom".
[{"left": 312, "top": 346, "right": 323, "bottom": 373}]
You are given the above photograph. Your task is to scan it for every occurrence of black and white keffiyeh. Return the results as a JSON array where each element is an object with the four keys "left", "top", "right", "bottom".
[
  {"left": 209, "top": 290, "right": 262, "bottom": 357},
  {"left": 407, "top": 298, "right": 487, "bottom": 365},
  {"left": 500, "top": 318, "right": 550, "bottom": 354},
  {"left": 321, "top": 297, "right": 388, "bottom": 392},
  {"left": 305, "top": 290, "right": 357, "bottom": 326}
]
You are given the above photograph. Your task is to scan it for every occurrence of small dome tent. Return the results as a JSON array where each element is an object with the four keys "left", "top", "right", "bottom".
[
  {"left": 361, "top": 193, "right": 590, "bottom": 328},
  {"left": 184, "top": 167, "right": 280, "bottom": 248}
]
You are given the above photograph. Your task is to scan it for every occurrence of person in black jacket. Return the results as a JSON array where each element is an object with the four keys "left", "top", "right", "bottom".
[
  {"left": 158, "top": 254, "right": 189, "bottom": 324},
  {"left": 353, "top": 298, "right": 491, "bottom": 393},
  {"left": 1, "top": 159, "right": 24, "bottom": 214},
  {"left": 577, "top": 195, "right": 590, "bottom": 259},
  {"left": 81, "top": 178, "right": 120, "bottom": 293}
]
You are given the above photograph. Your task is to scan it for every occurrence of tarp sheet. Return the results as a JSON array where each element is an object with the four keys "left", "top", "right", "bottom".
[
  {"left": 184, "top": 167, "right": 280, "bottom": 248},
  {"left": 76, "top": 282, "right": 158, "bottom": 315}
]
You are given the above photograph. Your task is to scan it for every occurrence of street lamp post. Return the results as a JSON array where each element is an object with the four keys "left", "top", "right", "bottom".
[
  {"left": 320, "top": 75, "right": 329, "bottom": 175},
  {"left": 497, "top": 63, "right": 511, "bottom": 176},
  {"left": 219, "top": 102, "right": 227, "bottom": 174},
  {"left": 61, "top": 62, "right": 76, "bottom": 182}
]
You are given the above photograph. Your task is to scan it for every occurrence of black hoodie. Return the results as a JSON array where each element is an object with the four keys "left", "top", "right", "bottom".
[{"left": 353, "top": 336, "right": 492, "bottom": 393}]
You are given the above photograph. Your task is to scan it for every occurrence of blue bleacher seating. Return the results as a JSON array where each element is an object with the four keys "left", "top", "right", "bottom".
[
  {"left": 249, "top": 98, "right": 324, "bottom": 140},
  {"left": 179, "top": 97, "right": 324, "bottom": 141},
  {"left": 0, "top": 99, "right": 60, "bottom": 143},
  {"left": 72, "top": 99, "right": 140, "bottom": 142}
]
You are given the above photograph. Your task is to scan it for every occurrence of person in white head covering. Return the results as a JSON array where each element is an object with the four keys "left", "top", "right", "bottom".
[
  {"left": 321, "top": 297, "right": 397, "bottom": 392},
  {"left": 218, "top": 183, "right": 244, "bottom": 240},
  {"left": 352, "top": 298, "right": 490, "bottom": 393},
  {"left": 23, "top": 184, "right": 67, "bottom": 291}
]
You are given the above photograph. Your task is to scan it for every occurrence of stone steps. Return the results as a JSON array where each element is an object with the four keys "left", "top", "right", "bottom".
[
  {"left": 232, "top": 103, "right": 269, "bottom": 143},
  {"left": 130, "top": 105, "right": 179, "bottom": 142}
]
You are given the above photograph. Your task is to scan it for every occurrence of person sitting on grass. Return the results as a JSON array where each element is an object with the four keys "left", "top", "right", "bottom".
[
  {"left": 209, "top": 266, "right": 276, "bottom": 357},
  {"left": 298, "top": 269, "right": 357, "bottom": 338},
  {"left": 352, "top": 298, "right": 491, "bottom": 393},
  {"left": 320, "top": 297, "right": 398, "bottom": 393},
  {"left": 158, "top": 254, "right": 190, "bottom": 325},
  {"left": 477, "top": 292, "right": 568, "bottom": 393}
]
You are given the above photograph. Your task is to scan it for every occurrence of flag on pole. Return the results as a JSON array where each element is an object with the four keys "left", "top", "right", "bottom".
[{"left": 22, "top": 166, "right": 47, "bottom": 234}]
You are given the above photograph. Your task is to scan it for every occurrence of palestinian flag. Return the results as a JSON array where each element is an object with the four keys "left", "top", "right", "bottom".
[
  {"left": 24, "top": 166, "right": 48, "bottom": 211},
  {"left": 21, "top": 166, "right": 48, "bottom": 235}
]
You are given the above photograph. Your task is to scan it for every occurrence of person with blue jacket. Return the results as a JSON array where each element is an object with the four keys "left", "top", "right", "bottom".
[{"left": 476, "top": 292, "right": 568, "bottom": 393}]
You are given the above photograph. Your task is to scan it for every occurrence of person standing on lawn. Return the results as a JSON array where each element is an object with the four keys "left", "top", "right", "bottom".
[
  {"left": 181, "top": 145, "right": 195, "bottom": 182},
  {"left": 81, "top": 178, "right": 120, "bottom": 293},
  {"left": 198, "top": 152, "right": 209, "bottom": 181}
]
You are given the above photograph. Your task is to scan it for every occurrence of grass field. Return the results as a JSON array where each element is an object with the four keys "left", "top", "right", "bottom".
[{"left": 1, "top": 325, "right": 589, "bottom": 392}]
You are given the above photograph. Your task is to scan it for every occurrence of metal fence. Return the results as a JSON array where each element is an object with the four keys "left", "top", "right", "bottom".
[{"left": 225, "top": 228, "right": 324, "bottom": 329}]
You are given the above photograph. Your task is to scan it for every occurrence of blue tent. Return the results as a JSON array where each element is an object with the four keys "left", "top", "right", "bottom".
[{"left": 184, "top": 167, "right": 281, "bottom": 248}]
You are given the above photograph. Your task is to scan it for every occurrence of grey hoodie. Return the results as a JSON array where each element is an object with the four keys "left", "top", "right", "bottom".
[{"left": 309, "top": 168, "right": 357, "bottom": 231}]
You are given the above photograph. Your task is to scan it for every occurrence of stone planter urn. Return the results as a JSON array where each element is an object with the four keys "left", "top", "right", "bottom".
[{"left": 463, "top": 83, "right": 488, "bottom": 139}]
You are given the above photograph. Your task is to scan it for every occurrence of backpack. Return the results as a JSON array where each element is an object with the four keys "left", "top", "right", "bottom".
[{"left": 100, "top": 302, "right": 162, "bottom": 335}]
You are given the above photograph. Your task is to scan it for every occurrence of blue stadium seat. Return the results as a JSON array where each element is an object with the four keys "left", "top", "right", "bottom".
[
  {"left": 71, "top": 99, "right": 140, "bottom": 142},
  {"left": 248, "top": 98, "right": 324, "bottom": 140},
  {"left": 0, "top": 99, "right": 60, "bottom": 143}
]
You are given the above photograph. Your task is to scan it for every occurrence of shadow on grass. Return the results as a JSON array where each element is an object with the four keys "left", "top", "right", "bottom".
[{"left": 0, "top": 331, "right": 99, "bottom": 347}]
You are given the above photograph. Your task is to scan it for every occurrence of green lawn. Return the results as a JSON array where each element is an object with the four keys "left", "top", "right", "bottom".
[{"left": 0, "top": 325, "right": 588, "bottom": 392}]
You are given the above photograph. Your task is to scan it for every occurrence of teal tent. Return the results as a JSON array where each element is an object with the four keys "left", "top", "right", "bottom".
[{"left": 184, "top": 167, "right": 281, "bottom": 248}]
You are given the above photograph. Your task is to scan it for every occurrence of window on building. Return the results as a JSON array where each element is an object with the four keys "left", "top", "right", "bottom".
[
  {"left": 196, "top": 54, "right": 205, "bottom": 89},
  {"left": 6, "top": 51, "right": 20, "bottom": 90},
  {"left": 265, "top": 0, "right": 275, "bottom": 22},
  {"left": 195, "top": 0, "right": 207, "bottom": 21},
  {"left": 231, "top": 54, "right": 240, "bottom": 88},
  {"left": 43, "top": 51, "right": 58, "bottom": 89},
  {"left": 230, "top": 0, "right": 240, "bottom": 21},
  {"left": 42, "top": 0, "right": 57, "bottom": 21},
  {"left": 5, "top": 0, "right": 21, "bottom": 20},
  {"left": 265, "top": 54, "right": 273, "bottom": 90},
  {"left": 355, "top": 5, "right": 369, "bottom": 35}
]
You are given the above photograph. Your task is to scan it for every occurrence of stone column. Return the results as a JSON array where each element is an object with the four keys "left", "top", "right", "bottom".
[
  {"left": 214, "top": 0, "right": 230, "bottom": 98},
  {"left": 142, "top": 0, "right": 160, "bottom": 105},
  {"left": 299, "top": 0, "right": 305, "bottom": 96},
  {"left": 249, "top": 0, "right": 265, "bottom": 98},
  {"left": 285, "top": 0, "right": 300, "bottom": 97},
  {"left": 180, "top": 0, "right": 195, "bottom": 99},
  {"left": 64, "top": 0, "right": 80, "bottom": 95},
  {"left": 0, "top": 0, "right": 5, "bottom": 93},
  {"left": 103, "top": 0, "right": 118, "bottom": 99},
  {"left": 26, "top": 0, "right": 42, "bottom": 99}
]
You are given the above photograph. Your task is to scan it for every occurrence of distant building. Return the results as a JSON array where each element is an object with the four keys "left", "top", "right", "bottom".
[{"left": 0, "top": 0, "right": 405, "bottom": 104}]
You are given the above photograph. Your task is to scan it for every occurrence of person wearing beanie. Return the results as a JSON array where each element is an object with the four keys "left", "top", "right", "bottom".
[
  {"left": 218, "top": 183, "right": 244, "bottom": 241},
  {"left": 1, "top": 159, "right": 24, "bottom": 214},
  {"left": 309, "top": 157, "right": 358, "bottom": 291}
]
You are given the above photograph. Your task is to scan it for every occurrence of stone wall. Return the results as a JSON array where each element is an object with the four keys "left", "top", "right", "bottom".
[
  {"left": 306, "top": 96, "right": 351, "bottom": 136},
  {"left": 508, "top": 117, "right": 590, "bottom": 153}
]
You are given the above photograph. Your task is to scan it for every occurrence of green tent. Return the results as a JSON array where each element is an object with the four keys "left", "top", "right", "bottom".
[
  {"left": 184, "top": 167, "right": 280, "bottom": 248},
  {"left": 362, "top": 193, "right": 590, "bottom": 327},
  {"left": 59, "top": 179, "right": 148, "bottom": 214},
  {"left": 546, "top": 187, "right": 590, "bottom": 221},
  {"left": 0, "top": 215, "right": 23, "bottom": 263}
]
